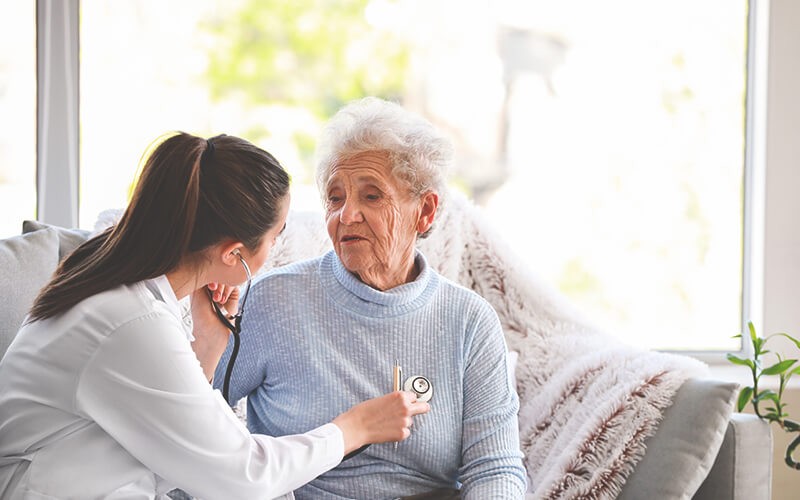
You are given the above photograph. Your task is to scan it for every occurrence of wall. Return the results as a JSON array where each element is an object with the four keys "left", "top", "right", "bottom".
[{"left": 757, "top": 0, "right": 800, "bottom": 497}]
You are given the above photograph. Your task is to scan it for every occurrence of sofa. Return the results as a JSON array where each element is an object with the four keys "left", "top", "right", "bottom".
[{"left": 0, "top": 209, "right": 773, "bottom": 499}]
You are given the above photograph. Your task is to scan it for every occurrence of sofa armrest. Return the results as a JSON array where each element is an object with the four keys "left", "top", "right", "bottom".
[{"left": 693, "top": 413, "right": 772, "bottom": 500}]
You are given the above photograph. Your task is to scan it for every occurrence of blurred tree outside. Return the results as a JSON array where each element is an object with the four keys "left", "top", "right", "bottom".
[{"left": 202, "top": 0, "right": 410, "bottom": 182}]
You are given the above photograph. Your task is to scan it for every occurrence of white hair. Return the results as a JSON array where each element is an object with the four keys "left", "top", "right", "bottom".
[{"left": 315, "top": 97, "right": 453, "bottom": 230}]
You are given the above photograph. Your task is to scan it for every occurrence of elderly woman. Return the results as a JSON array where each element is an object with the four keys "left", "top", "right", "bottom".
[{"left": 215, "top": 97, "right": 526, "bottom": 499}]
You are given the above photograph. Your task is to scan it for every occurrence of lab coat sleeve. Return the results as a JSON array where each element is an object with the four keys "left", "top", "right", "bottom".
[{"left": 75, "top": 311, "right": 344, "bottom": 500}]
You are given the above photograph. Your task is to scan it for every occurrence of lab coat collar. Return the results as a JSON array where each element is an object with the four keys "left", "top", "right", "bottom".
[{"left": 147, "top": 275, "right": 195, "bottom": 341}]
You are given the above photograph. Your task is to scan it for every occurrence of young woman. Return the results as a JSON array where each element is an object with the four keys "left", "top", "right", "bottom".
[{"left": 0, "top": 132, "right": 429, "bottom": 499}]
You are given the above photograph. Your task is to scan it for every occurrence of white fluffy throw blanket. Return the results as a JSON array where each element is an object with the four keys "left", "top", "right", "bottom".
[{"left": 97, "top": 192, "right": 709, "bottom": 498}]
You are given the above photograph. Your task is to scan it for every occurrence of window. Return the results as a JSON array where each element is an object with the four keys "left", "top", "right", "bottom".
[
  {"left": 376, "top": 0, "right": 748, "bottom": 352},
  {"left": 0, "top": 2, "right": 36, "bottom": 238},
  {"left": 452, "top": 0, "right": 749, "bottom": 352},
  {"left": 78, "top": 0, "right": 749, "bottom": 351}
]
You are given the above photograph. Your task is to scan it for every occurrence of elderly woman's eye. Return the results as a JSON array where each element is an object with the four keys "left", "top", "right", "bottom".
[{"left": 366, "top": 194, "right": 381, "bottom": 201}]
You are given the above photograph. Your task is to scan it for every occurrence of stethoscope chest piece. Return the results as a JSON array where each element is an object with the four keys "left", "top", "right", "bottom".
[{"left": 404, "top": 375, "right": 433, "bottom": 402}]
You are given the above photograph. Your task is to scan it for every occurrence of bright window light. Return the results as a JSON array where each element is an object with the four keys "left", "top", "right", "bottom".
[
  {"left": 0, "top": 2, "right": 36, "bottom": 238},
  {"left": 79, "top": 0, "right": 749, "bottom": 351}
]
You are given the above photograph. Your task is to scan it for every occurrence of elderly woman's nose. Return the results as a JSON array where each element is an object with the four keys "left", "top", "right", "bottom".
[{"left": 339, "top": 198, "right": 364, "bottom": 224}]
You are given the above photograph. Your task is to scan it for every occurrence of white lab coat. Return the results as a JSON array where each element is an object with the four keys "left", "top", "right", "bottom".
[{"left": 0, "top": 276, "right": 343, "bottom": 499}]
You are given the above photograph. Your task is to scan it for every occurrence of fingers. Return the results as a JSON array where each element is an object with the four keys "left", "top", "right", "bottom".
[
  {"left": 395, "top": 390, "right": 431, "bottom": 417},
  {"left": 206, "top": 283, "right": 237, "bottom": 304},
  {"left": 396, "top": 415, "right": 419, "bottom": 442},
  {"left": 219, "top": 285, "right": 234, "bottom": 304},
  {"left": 385, "top": 391, "right": 430, "bottom": 443},
  {"left": 207, "top": 282, "right": 222, "bottom": 302},
  {"left": 409, "top": 400, "right": 430, "bottom": 417}
]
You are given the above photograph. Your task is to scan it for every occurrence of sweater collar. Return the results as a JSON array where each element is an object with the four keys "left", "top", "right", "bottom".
[{"left": 321, "top": 249, "right": 437, "bottom": 316}]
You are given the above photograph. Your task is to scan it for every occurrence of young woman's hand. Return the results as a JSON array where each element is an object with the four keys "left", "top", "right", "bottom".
[
  {"left": 206, "top": 282, "right": 239, "bottom": 314},
  {"left": 332, "top": 391, "right": 431, "bottom": 455},
  {"left": 189, "top": 283, "right": 240, "bottom": 381}
]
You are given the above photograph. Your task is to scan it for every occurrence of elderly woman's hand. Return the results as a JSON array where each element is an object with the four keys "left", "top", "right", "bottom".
[{"left": 332, "top": 391, "right": 431, "bottom": 455}]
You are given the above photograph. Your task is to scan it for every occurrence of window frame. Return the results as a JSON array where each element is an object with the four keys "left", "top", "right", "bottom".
[{"left": 36, "top": 0, "right": 79, "bottom": 228}]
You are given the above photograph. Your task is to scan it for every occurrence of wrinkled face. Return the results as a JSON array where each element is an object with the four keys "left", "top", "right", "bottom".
[{"left": 324, "top": 151, "right": 425, "bottom": 285}]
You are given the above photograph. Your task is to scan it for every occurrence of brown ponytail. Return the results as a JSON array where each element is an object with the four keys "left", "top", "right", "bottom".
[{"left": 29, "top": 132, "right": 290, "bottom": 321}]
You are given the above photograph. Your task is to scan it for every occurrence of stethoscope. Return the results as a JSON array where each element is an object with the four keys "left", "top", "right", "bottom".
[
  {"left": 208, "top": 251, "right": 251, "bottom": 404},
  {"left": 403, "top": 375, "right": 433, "bottom": 403}
]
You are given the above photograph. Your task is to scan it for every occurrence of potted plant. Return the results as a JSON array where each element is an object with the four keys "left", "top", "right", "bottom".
[{"left": 728, "top": 322, "right": 800, "bottom": 469}]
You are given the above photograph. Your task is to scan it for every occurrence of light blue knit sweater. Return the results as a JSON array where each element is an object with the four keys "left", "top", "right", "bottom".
[{"left": 214, "top": 250, "right": 527, "bottom": 499}]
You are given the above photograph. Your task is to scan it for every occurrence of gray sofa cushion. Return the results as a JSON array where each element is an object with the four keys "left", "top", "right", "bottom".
[
  {"left": 22, "top": 220, "right": 91, "bottom": 260},
  {"left": 618, "top": 378, "right": 738, "bottom": 499},
  {"left": 0, "top": 228, "right": 60, "bottom": 359}
]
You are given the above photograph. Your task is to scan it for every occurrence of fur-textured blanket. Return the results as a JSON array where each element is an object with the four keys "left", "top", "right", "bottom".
[
  {"left": 96, "top": 192, "right": 709, "bottom": 499},
  {"left": 257, "top": 191, "right": 709, "bottom": 499}
]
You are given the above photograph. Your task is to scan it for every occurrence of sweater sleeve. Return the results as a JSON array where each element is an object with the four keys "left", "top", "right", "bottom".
[
  {"left": 76, "top": 311, "right": 344, "bottom": 500},
  {"left": 458, "top": 304, "right": 528, "bottom": 499}
]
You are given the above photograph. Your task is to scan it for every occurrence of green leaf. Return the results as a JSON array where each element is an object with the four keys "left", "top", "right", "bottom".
[
  {"left": 781, "top": 371, "right": 792, "bottom": 389},
  {"left": 770, "top": 333, "right": 800, "bottom": 350},
  {"left": 737, "top": 386, "right": 753, "bottom": 412},
  {"left": 754, "top": 337, "right": 766, "bottom": 355},
  {"left": 769, "top": 400, "right": 783, "bottom": 415},
  {"left": 749, "top": 321, "right": 758, "bottom": 342},
  {"left": 763, "top": 359, "right": 797, "bottom": 375},
  {"left": 732, "top": 334, "right": 742, "bottom": 339},
  {"left": 727, "top": 354, "right": 755, "bottom": 369},
  {"left": 755, "top": 389, "right": 779, "bottom": 403}
]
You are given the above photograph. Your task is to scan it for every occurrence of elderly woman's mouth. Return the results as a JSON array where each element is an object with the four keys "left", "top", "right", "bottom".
[{"left": 340, "top": 235, "right": 367, "bottom": 243}]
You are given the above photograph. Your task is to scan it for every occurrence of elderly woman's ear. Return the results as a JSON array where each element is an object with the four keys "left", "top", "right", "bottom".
[{"left": 416, "top": 191, "right": 440, "bottom": 235}]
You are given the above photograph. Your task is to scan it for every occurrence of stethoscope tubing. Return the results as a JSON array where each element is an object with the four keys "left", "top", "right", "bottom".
[{"left": 208, "top": 253, "right": 251, "bottom": 404}]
